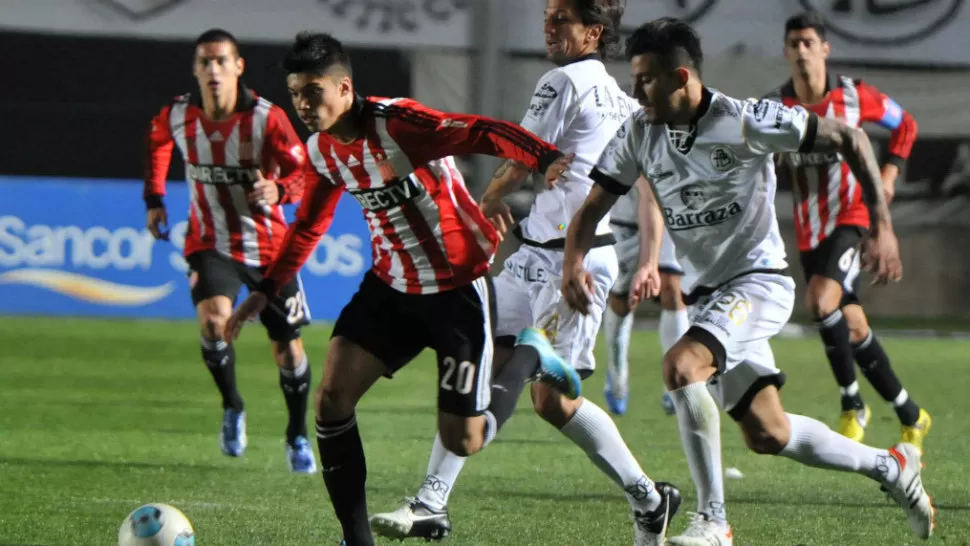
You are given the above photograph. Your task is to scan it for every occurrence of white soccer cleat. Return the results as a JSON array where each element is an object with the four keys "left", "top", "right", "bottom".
[
  {"left": 369, "top": 497, "right": 452, "bottom": 541},
  {"left": 667, "top": 512, "right": 733, "bottom": 546},
  {"left": 883, "top": 442, "right": 936, "bottom": 539}
]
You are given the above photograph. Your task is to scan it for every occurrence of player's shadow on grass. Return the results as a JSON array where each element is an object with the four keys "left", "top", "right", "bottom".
[{"left": 0, "top": 456, "right": 230, "bottom": 473}]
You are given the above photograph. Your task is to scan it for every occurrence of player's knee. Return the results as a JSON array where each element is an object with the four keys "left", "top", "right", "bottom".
[
  {"left": 608, "top": 293, "right": 631, "bottom": 316},
  {"left": 531, "top": 383, "right": 579, "bottom": 428},
  {"left": 741, "top": 420, "right": 790, "bottom": 455},
  {"left": 202, "top": 314, "right": 229, "bottom": 340},
  {"left": 314, "top": 381, "right": 354, "bottom": 422},
  {"left": 842, "top": 305, "right": 870, "bottom": 345},
  {"left": 804, "top": 278, "right": 841, "bottom": 318},
  {"left": 663, "top": 338, "right": 714, "bottom": 390},
  {"left": 438, "top": 415, "right": 485, "bottom": 457},
  {"left": 659, "top": 274, "right": 684, "bottom": 310},
  {"left": 272, "top": 338, "right": 304, "bottom": 369}
]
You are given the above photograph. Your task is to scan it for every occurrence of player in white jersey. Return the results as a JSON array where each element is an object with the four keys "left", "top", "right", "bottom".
[
  {"left": 555, "top": 18, "right": 935, "bottom": 544},
  {"left": 371, "top": 2, "right": 682, "bottom": 545},
  {"left": 604, "top": 184, "right": 688, "bottom": 416}
]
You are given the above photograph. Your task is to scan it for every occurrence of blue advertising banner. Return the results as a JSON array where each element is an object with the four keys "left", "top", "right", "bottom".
[{"left": 0, "top": 176, "right": 370, "bottom": 321}]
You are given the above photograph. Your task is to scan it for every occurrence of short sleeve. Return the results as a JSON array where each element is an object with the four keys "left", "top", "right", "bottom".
[
  {"left": 519, "top": 69, "right": 574, "bottom": 144},
  {"left": 741, "top": 98, "right": 818, "bottom": 155},
  {"left": 589, "top": 114, "right": 642, "bottom": 196}
]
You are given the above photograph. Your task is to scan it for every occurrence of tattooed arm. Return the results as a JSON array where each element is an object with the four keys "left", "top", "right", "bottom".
[{"left": 810, "top": 117, "right": 892, "bottom": 235}]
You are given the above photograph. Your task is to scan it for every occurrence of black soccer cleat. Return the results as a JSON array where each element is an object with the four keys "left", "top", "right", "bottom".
[
  {"left": 633, "top": 481, "right": 683, "bottom": 545},
  {"left": 369, "top": 497, "right": 453, "bottom": 542}
]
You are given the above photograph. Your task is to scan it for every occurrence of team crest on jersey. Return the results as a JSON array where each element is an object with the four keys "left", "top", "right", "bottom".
[
  {"left": 753, "top": 99, "right": 772, "bottom": 122},
  {"left": 709, "top": 146, "right": 737, "bottom": 172},
  {"left": 528, "top": 83, "right": 560, "bottom": 119},
  {"left": 680, "top": 185, "right": 706, "bottom": 210}
]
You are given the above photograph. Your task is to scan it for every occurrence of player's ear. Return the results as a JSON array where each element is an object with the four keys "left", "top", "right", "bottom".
[
  {"left": 674, "top": 67, "right": 691, "bottom": 88},
  {"left": 235, "top": 55, "right": 245, "bottom": 76},
  {"left": 822, "top": 40, "right": 830, "bottom": 59},
  {"left": 586, "top": 23, "right": 604, "bottom": 46},
  {"left": 338, "top": 76, "right": 353, "bottom": 98}
]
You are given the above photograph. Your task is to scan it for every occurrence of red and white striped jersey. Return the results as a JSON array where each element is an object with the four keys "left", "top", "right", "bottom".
[
  {"left": 259, "top": 96, "right": 564, "bottom": 296},
  {"left": 144, "top": 85, "right": 308, "bottom": 267},
  {"left": 769, "top": 73, "right": 917, "bottom": 251}
]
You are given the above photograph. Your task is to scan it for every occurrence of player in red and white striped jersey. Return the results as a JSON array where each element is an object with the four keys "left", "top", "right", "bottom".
[
  {"left": 143, "top": 29, "right": 317, "bottom": 473},
  {"left": 222, "top": 32, "right": 576, "bottom": 546},
  {"left": 769, "top": 13, "right": 930, "bottom": 448}
]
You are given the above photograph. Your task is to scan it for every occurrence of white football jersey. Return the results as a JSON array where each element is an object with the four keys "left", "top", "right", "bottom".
[
  {"left": 518, "top": 57, "right": 637, "bottom": 243},
  {"left": 591, "top": 89, "right": 818, "bottom": 293}
]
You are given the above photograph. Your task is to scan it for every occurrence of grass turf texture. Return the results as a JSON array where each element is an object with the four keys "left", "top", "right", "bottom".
[{"left": 1, "top": 317, "right": 967, "bottom": 545}]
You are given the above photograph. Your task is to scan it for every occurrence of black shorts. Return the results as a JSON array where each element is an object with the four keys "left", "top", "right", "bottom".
[
  {"left": 332, "top": 272, "right": 496, "bottom": 417},
  {"left": 798, "top": 226, "right": 865, "bottom": 306},
  {"left": 186, "top": 250, "right": 310, "bottom": 342}
]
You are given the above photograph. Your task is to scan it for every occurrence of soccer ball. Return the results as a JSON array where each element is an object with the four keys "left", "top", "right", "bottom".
[{"left": 118, "top": 503, "right": 195, "bottom": 546}]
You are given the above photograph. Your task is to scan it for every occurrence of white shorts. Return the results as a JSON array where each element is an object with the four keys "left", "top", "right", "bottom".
[
  {"left": 493, "top": 244, "right": 618, "bottom": 372},
  {"left": 686, "top": 272, "right": 796, "bottom": 418},
  {"left": 610, "top": 223, "right": 683, "bottom": 296}
]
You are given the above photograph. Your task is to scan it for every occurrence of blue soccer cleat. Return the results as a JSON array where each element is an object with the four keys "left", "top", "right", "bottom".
[
  {"left": 219, "top": 408, "right": 247, "bottom": 457},
  {"left": 605, "top": 387, "right": 628, "bottom": 416},
  {"left": 604, "top": 369, "right": 629, "bottom": 415},
  {"left": 661, "top": 391, "right": 676, "bottom": 416},
  {"left": 286, "top": 435, "right": 317, "bottom": 474},
  {"left": 516, "top": 327, "right": 582, "bottom": 400}
]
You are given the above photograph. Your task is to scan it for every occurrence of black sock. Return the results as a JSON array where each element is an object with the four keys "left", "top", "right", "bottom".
[
  {"left": 816, "top": 309, "right": 864, "bottom": 412},
  {"left": 487, "top": 342, "right": 539, "bottom": 430},
  {"left": 853, "top": 331, "right": 921, "bottom": 426},
  {"left": 201, "top": 338, "right": 243, "bottom": 412},
  {"left": 279, "top": 354, "right": 311, "bottom": 443},
  {"left": 316, "top": 415, "right": 372, "bottom": 546}
]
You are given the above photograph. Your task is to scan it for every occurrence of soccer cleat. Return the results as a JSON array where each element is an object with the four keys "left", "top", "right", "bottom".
[
  {"left": 370, "top": 497, "right": 452, "bottom": 541},
  {"left": 661, "top": 391, "right": 676, "bottom": 416},
  {"left": 219, "top": 408, "right": 247, "bottom": 457},
  {"left": 605, "top": 370, "right": 628, "bottom": 415},
  {"left": 634, "top": 482, "right": 682, "bottom": 546},
  {"left": 837, "top": 404, "right": 871, "bottom": 442},
  {"left": 285, "top": 435, "right": 317, "bottom": 473},
  {"left": 882, "top": 442, "right": 936, "bottom": 539},
  {"left": 605, "top": 388, "right": 628, "bottom": 415},
  {"left": 900, "top": 409, "right": 932, "bottom": 452},
  {"left": 667, "top": 512, "right": 733, "bottom": 546},
  {"left": 516, "top": 327, "right": 582, "bottom": 400}
]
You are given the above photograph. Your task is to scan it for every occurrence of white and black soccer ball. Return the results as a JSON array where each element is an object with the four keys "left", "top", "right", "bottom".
[{"left": 118, "top": 503, "right": 195, "bottom": 546}]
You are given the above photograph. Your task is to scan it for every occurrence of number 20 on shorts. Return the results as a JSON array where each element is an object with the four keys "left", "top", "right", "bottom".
[{"left": 440, "top": 357, "right": 477, "bottom": 395}]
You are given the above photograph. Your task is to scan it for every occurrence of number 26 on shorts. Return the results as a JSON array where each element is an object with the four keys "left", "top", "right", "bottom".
[{"left": 713, "top": 293, "right": 752, "bottom": 327}]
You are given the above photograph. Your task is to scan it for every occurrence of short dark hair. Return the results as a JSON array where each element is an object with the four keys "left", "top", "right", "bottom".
[
  {"left": 575, "top": 0, "right": 626, "bottom": 59},
  {"left": 195, "top": 28, "right": 240, "bottom": 56},
  {"left": 784, "top": 12, "right": 826, "bottom": 40},
  {"left": 625, "top": 17, "right": 703, "bottom": 76},
  {"left": 281, "top": 32, "right": 353, "bottom": 77}
]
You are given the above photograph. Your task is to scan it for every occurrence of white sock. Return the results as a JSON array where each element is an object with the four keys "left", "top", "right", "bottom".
[
  {"left": 603, "top": 306, "right": 633, "bottom": 395},
  {"left": 659, "top": 308, "right": 690, "bottom": 353},
  {"left": 415, "top": 433, "right": 468, "bottom": 511},
  {"left": 670, "top": 382, "right": 727, "bottom": 524},
  {"left": 780, "top": 413, "right": 900, "bottom": 483},
  {"left": 560, "top": 399, "right": 662, "bottom": 513}
]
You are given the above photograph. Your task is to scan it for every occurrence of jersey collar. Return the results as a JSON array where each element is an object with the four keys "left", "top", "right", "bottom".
[
  {"left": 189, "top": 83, "right": 256, "bottom": 112},
  {"left": 780, "top": 71, "right": 838, "bottom": 100},
  {"left": 558, "top": 53, "right": 601, "bottom": 67}
]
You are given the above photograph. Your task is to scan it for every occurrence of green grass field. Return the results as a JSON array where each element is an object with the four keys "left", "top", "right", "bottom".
[{"left": 1, "top": 317, "right": 968, "bottom": 545}]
